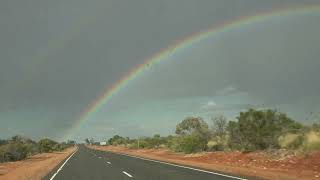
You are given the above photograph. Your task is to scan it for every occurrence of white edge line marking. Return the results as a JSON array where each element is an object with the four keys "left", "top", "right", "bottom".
[
  {"left": 49, "top": 147, "right": 78, "bottom": 180},
  {"left": 110, "top": 151, "right": 246, "bottom": 180},
  {"left": 122, "top": 171, "right": 133, "bottom": 177}
]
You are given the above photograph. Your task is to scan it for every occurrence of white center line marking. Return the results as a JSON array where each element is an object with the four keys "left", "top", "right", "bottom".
[
  {"left": 49, "top": 147, "right": 78, "bottom": 180},
  {"left": 122, "top": 171, "right": 133, "bottom": 178},
  {"left": 106, "top": 161, "right": 111, "bottom": 164}
]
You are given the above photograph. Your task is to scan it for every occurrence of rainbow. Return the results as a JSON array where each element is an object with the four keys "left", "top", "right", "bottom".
[{"left": 65, "top": 4, "right": 320, "bottom": 139}]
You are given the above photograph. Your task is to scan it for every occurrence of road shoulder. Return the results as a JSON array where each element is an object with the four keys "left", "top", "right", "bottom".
[{"left": 0, "top": 147, "right": 76, "bottom": 180}]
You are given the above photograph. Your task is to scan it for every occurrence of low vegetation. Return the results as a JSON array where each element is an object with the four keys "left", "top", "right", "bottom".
[
  {"left": 100, "top": 108, "right": 320, "bottom": 154},
  {"left": 0, "top": 136, "right": 75, "bottom": 163}
]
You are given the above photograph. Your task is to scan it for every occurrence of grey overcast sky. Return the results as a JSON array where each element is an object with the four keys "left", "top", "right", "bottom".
[{"left": 1, "top": 0, "right": 320, "bottom": 141}]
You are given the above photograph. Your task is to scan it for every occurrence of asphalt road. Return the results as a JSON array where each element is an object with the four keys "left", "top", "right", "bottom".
[{"left": 44, "top": 145, "right": 249, "bottom": 180}]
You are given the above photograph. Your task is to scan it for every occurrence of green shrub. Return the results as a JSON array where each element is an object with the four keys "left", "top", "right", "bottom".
[
  {"left": 172, "top": 117, "right": 210, "bottom": 153},
  {"left": 24, "top": 143, "right": 39, "bottom": 156},
  {"left": 176, "top": 117, "right": 209, "bottom": 138},
  {"left": 278, "top": 133, "right": 304, "bottom": 149},
  {"left": 147, "top": 134, "right": 164, "bottom": 148},
  {"left": 288, "top": 135, "right": 304, "bottom": 149},
  {"left": 169, "top": 135, "right": 207, "bottom": 153},
  {"left": 127, "top": 142, "right": 139, "bottom": 149},
  {"left": 38, "top": 138, "right": 58, "bottom": 153},
  {"left": 0, "top": 136, "right": 40, "bottom": 162},
  {"left": 137, "top": 139, "right": 149, "bottom": 148},
  {"left": 0, "top": 143, "right": 29, "bottom": 162},
  {"left": 167, "top": 136, "right": 181, "bottom": 152},
  {"left": 207, "top": 138, "right": 226, "bottom": 151},
  {"left": 227, "top": 109, "right": 303, "bottom": 151},
  {"left": 312, "top": 123, "right": 320, "bottom": 132},
  {"left": 301, "top": 131, "right": 320, "bottom": 152},
  {"left": 108, "top": 135, "right": 128, "bottom": 145},
  {"left": 227, "top": 121, "right": 245, "bottom": 150},
  {"left": 0, "top": 136, "right": 72, "bottom": 163}
]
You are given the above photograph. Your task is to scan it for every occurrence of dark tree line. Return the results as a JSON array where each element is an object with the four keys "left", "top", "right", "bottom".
[
  {"left": 102, "top": 109, "right": 320, "bottom": 153},
  {"left": 0, "top": 136, "right": 75, "bottom": 163}
]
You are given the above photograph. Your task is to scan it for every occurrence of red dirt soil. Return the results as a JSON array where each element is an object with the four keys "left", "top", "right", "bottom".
[
  {"left": 0, "top": 147, "right": 76, "bottom": 180},
  {"left": 89, "top": 145, "right": 320, "bottom": 180}
]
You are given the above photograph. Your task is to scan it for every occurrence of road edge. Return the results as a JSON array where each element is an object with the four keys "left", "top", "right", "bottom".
[{"left": 43, "top": 146, "right": 78, "bottom": 180}]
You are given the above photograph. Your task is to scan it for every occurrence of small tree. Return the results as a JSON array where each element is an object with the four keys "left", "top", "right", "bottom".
[
  {"left": 175, "top": 117, "right": 210, "bottom": 153},
  {"left": 211, "top": 115, "right": 227, "bottom": 137},
  {"left": 227, "top": 120, "right": 245, "bottom": 150},
  {"left": 208, "top": 115, "right": 228, "bottom": 151},
  {"left": 176, "top": 117, "right": 209, "bottom": 138},
  {"left": 227, "top": 109, "right": 303, "bottom": 151}
]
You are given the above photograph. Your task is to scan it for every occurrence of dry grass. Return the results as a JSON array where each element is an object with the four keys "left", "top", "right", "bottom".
[{"left": 0, "top": 147, "right": 76, "bottom": 180}]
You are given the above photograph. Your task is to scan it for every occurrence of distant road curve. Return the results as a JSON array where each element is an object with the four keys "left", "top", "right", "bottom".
[{"left": 44, "top": 145, "right": 250, "bottom": 180}]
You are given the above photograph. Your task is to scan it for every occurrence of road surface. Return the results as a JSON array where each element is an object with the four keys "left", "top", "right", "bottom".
[{"left": 44, "top": 145, "right": 249, "bottom": 180}]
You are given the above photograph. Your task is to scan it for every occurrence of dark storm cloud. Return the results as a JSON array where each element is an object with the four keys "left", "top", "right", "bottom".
[
  {"left": 0, "top": 0, "right": 319, "bottom": 140},
  {"left": 121, "top": 14, "right": 320, "bottom": 105}
]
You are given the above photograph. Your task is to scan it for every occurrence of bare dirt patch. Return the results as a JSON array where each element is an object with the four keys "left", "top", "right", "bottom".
[
  {"left": 0, "top": 147, "right": 76, "bottom": 180},
  {"left": 89, "top": 145, "right": 320, "bottom": 180}
]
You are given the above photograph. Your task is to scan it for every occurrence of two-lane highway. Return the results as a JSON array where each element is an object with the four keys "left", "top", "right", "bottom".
[{"left": 44, "top": 145, "right": 248, "bottom": 180}]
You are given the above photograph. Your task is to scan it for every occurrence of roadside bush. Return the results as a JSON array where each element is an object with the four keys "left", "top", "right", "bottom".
[
  {"left": 0, "top": 139, "right": 7, "bottom": 146},
  {"left": 137, "top": 139, "right": 149, "bottom": 148},
  {"left": 226, "top": 121, "right": 244, "bottom": 150},
  {"left": 147, "top": 134, "right": 165, "bottom": 148},
  {"left": 167, "top": 136, "right": 181, "bottom": 152},
  {"left": 0, "top": 146, "right": 5, "bottom": 162},
  {"left": 0, "top": 136, "right": 40, "bottom": 162},
  {"left": 127, "top": 142, "right": 139, "bottom": 149},
  {"left": 170, "top": 135, "right": 207, "bottom": 153},
  {"left": 290, "top": 135, "right": 305, "bottom": 150},
  {"left": 227, "top": 109, "right": 303, "bottom": 151},
  {"left": 114, "top": 135, "right": 169, "bottom": 149},
  {"left": 38, "top": 138, "right": 58, "bottom": 153},
  {"left": 0, "top": 143, "right": 29, "bottom": 162},
  {"left": 24, "top": 142, "right": 39, "bottom": 156},
  {"left": 301, "top": 131, "right": 320, "bottom": 152},
  {"left": 211, "top": 115, "right": 227, "bottom": 138},
  {"left": 108, "top": 135, "right": 128, "bottom": 146},
  {"left": 207, "top": 137, "right": 227, "bottom": 151},
  {"left": 173, "top": 117, "right": 210, "bottom": 153},
  {"left": 102, "top": 109, "right": 319, "bottom": 154},
  {"left": 312, "top": 123, "right": 320, "bottom": 132},
  {"left": 0, "top": 136, "right": 73, "bottom": 163},
  {"left": 278, "top": 133, "right": 304, "bottom": 149},
  {"left": 140, "top": 135, "right": 168, "bottom": 149}
]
